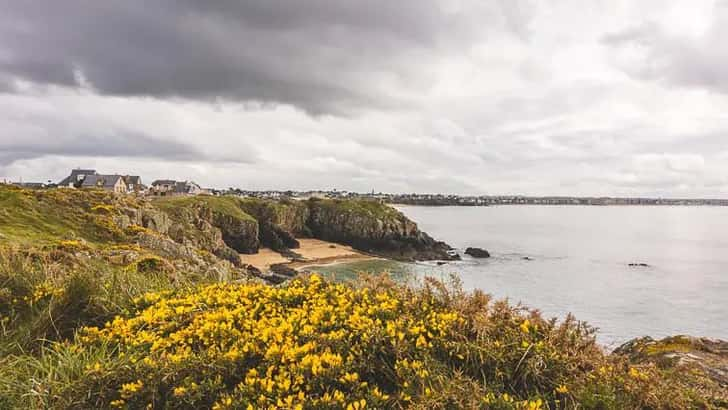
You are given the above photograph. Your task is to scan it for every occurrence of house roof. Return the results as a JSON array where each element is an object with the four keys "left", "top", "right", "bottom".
[
  {"left": 124, "top": 175, "right": 142, "bottom": 185},
  {"left": 176, "top": 181, "right": 202, "bottom": 193},
  {"left": 151, "top": 179, "right": 177, "bottom": 186},
  {"left": 58, "top": 168, "right": 97, "bottom": 186},
  {"left": 81, "top": 174, "right": 123, "bottom": 188}
]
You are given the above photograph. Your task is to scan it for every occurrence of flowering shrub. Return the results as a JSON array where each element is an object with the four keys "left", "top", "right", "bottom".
[
  {"left": 56, "top": 239, "right": 90, "bottom": 252},
  {"left": 124, "top": 224, "right": 150, "bottom": 236},
  {"left": 90, "top": 204, "right": 117, "bottom": 214},
  {"left": 77, "top": 274, "right": 465, "bottom": 408},
  {"left": 2, "top": 264, "right": 714, "bottom": 409}
]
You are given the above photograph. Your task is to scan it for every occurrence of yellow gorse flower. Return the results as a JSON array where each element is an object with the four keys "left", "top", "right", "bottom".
[
  {"left": 520, "top": 319, "right": 530, "bottom": 334},
  {"left": 80, "top": 274, "right": 463, "bottom": 407}
]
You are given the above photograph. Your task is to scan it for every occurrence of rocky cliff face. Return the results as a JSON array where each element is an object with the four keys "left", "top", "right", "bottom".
[
  {"left": 105, "top": 194, "right": 456, "bottom": 264},
  {"left": 238, "top": 199, "right": 310, "bottom": 251},
  {"left": 211, "top": 211, "right": 259, "bottom": 255},
  {"left": 0, "top": 186, "right": 263, "bottom": 283},
  {"left": 150, "top": 197, "right": 260, "bottom": 265},
  {"left": 305, "top": 198, "right": 455, "bottom": 261}
]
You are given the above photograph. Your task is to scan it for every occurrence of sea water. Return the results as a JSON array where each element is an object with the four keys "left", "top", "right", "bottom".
[{"left": 307, "top": 205, "right": 728, "bottom": 346}]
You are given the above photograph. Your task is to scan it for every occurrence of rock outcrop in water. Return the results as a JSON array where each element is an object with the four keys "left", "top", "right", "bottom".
[
  {"left": 628, "top": 262, "right": 650, "bottom": 267},
  {"left": 465, "top": 247, "right": 491, "bottom": 258}
]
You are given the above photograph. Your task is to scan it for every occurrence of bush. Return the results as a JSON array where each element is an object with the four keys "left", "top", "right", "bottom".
[
  {"left": 132, "top": 256, "right": 173, "bottom": 274},
  {"left": 9, "top": 274, "right": 702, "bottom": 409},
  {"left": 0, "top": 246, "right": 188, "bottom": 356},
  {"left": 91, "top": 204, "right": 116, "bottom": 214}
]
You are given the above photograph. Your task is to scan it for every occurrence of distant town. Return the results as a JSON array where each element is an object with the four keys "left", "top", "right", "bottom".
[{"left": 3, "top": 168, "right": 728, "bottom": 206}]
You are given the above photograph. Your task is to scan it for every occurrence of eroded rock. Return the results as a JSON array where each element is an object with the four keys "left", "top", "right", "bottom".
[
  {"left": 465, "top": 247, "right": 491, "bottom": 258},
  {"left": 614, "top": 335, "right": 728, "bottom": 388}
]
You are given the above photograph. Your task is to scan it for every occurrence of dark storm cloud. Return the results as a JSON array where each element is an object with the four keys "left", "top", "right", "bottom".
[
  {"left": 602, "top": 1, "right": 728, "bottom": 94},
  {"left": 0, "top": 1, "right": 503, "bottom": 114},
  {"left": 0, "top": 131, "right": 207, "bottom": 166}
]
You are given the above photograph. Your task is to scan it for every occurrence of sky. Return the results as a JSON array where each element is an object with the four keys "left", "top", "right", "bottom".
[{"left": 1, "top": 0, "right": 728, "bottom": 197}]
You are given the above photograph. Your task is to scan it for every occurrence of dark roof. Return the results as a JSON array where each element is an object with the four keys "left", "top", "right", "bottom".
[
  {"left": 81, "top": 174, "right": 123, "bottom": 189},
  {"left": 175, "top": 181, "right": 202, "bottom": 193},
  {"left": 151, "top": 179, "right": 176, "bottom": 186},
  {"left": 69, "top": 169, "right": 97, "bottom": 175},
  {"left": 123, "top": 175, "right": 142, "bottom": 185},
  {"left": 58, "top": 168, "right": 97, "bottom": 186}
]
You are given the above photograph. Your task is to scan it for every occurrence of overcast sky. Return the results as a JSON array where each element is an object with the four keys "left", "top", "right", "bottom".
[{"left": 1, "top": 1, "right": 728, "bottom": 196}]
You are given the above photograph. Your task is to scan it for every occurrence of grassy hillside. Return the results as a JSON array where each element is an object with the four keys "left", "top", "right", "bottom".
[
  {"left": 0, "top": 186, "right": 725, "bottom": 408},
  {"left": 0, "top": 186, "right": 260, "bottom": 361},
  {"left": 0, "top": 186, "right": 140, "bottom": 244}
]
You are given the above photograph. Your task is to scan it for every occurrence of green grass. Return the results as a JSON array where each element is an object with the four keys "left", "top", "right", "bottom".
[
  {"left": 310, "top": 198, "right": 402, "bottom": 221},
  {"left": 0, "top": 186, "right": 135, "bottom": 245},
  {"left": 237, "top": 197, "right": 309, "bottom": 233},
  {"left": 0, "top": 187, "right": 80, "bottom": 244},
  {"left": 152, "top": 196, "right": 255, "bottom": 222}
]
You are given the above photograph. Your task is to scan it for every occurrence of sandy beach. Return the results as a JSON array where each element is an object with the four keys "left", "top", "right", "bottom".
[{"left": 240, "top": 238, "right": 377, "bottom": 272}]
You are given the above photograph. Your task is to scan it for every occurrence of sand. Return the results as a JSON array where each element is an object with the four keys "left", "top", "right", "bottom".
[
  {"left": 239, "top": 238, "right": 377, "bottom": 272},
  {"left": 239, "top": 248, "right": 290, "bottom": 269}
]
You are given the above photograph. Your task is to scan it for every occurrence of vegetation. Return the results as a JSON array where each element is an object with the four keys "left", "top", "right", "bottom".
[
  {"left": 2, "top": 263, "right": 722, "bottom": 409},
  {"left": 1, "top": 186, "right": 725, "bottom": 408},
  {"left": 153, "top": 196, "right": 256, "bottom": 223},
  {"left": 308, "top": 198, "right": 404, "bottom": 221},
  {"left": 0, "top": 186, "right": 139, "bottom": 245}
]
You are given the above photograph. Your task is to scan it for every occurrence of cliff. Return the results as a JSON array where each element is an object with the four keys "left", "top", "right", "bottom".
[
  {"left": 237, "top": 198, "right": 310, "bottom": 251},
  {"left": 153, "top": 196, "right": 260, "bottom": 257},
  {"left": 0, "top": 187, "right": 259, "bottom": 280},
  {"left": 305, "top": 198, "right": 455, "bottom": 261},
  {"left": 0, "top": 186, "right": 456, "bottom": 283},
  {"left": 217, "top": 196, "right": 456, "bottom": 262}
]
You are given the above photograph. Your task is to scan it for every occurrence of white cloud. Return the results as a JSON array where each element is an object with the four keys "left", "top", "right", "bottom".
[{"left": 1, "top": 0, "right": 728, "bottom": 197}]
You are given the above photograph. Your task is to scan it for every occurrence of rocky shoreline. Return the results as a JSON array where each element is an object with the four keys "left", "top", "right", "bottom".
[
  {"left": 138, "top": 195, "right": 460, "bottom": 282},
  {"left": 614, "top": 335, "right": 728, "bottom": 399}
]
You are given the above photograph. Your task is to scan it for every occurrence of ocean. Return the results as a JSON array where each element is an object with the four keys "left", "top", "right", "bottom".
[{"left": 307, "top": 205, "right": 728, "bottom": 347}]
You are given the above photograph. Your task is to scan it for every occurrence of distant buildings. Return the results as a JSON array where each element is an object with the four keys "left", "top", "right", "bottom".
[
  {"left": 54, "top": 170, "right": 208, "bottom": 196},
  {"left": 124, "top": 176, "right": 145, "bottom": 193},
  {"left": 80, "top": 174, "right": 126, "bottom": 193},
  {"left": 214, "top": 188, "right": 728, "bottom": 207},
  {"left": 150, "top": 180, "right": 205, "bottom": 196},
  {"left": 58, "top": 169, "right": 97, "bottom": 188},
  {"left": 56, "top": 169, "right": 146, "bottom": 194},
  {"left": 9, "top": 168, "right": 728, "bottom": 205}
]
